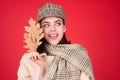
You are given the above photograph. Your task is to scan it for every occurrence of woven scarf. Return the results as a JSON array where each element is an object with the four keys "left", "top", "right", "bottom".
[{"left": 45, "top": 44, "right": 94, "bottom": 80}]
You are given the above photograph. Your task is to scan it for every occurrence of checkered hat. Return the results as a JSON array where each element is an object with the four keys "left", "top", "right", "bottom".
[{"left": 37, "top": 3, "right": 66, "bottom": 22}]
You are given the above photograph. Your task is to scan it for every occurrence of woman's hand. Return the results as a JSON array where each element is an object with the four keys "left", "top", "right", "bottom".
[{"left": 27, "top": 52, "right": 47, "bottom": 80}]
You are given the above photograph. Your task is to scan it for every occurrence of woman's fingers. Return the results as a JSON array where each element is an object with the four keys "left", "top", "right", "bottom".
[
  {"left": 28, "top": 52, "right": 40, "bottom": 60},
  {"left": 27, "top": 52, "right": 46, "bottom": 67},
  {"left": 26, "top": 52, "right": 48, "bottom": 76},
  {"left": 26, "top": 52, "right": 47, "bottom": 68},
  {"left": 30, "top": 55, "right": 40, "bottom": 60}
]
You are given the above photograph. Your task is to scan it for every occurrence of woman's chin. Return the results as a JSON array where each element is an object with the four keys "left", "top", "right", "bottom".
[{"left": 48, "top": 40, "right": 59, "bottom": 45}]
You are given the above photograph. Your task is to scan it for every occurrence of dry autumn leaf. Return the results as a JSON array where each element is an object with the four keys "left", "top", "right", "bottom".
[{"left": 23, "top": 17, "right": 44, "bottom": 52}]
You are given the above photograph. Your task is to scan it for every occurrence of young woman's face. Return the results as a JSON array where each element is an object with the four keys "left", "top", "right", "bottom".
[{"left": 41, "top": 16, "right": 66, "bottom": 45}]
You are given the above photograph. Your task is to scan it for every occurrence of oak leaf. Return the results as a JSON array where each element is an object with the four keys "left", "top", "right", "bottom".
[{"left": 23, "top": 17, "right": 44, "bottom": 52}]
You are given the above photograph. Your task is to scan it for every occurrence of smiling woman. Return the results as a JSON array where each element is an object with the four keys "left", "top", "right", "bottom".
[
  {"left": 41, "top": 17, "right": 66, "bottom": 45},
  {"left": 17, "top": 3, "right": 95, "bottom": 80}
]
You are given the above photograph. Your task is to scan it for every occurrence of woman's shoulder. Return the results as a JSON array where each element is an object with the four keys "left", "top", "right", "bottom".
[
  {"left": 71, "top": 43, "right": 88, "bottom": 52},
  {"left": 71, "top": 43, "right": 86, "bottom": 48},
  {"left": 71, "top": 43, "right": 83, "bottom": 47}
]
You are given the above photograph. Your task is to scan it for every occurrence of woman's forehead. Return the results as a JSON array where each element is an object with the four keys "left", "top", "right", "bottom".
[{"left": 41, "top": 16, "right": 63, "bottom": 23}]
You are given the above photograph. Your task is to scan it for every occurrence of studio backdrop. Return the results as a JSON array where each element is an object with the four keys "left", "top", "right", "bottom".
[{"left": 1, "top": 0, "right": 120, "bottom": 80}]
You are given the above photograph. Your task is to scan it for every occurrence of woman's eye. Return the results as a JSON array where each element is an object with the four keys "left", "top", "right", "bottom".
[
  {"left": 43, "top": 24, "right": 49, "bottom": 27},
  {"left": 56, "top": 23, "right": 61, "bottom": 26}
]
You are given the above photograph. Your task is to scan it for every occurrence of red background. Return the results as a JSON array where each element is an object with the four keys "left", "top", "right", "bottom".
[{"left": 1, "top": 0, "right": 120, "bottom": 80}]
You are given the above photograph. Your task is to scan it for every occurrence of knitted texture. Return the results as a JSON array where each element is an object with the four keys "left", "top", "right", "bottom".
[
  {"left": 17, "top": 44, "right": 94, "bottom": 80},
  {"left": 45, "top": 44, "right": 95, "bottom": 80},
  {"left": 38, "top": 3, "right": 66, "bottom": 22}
]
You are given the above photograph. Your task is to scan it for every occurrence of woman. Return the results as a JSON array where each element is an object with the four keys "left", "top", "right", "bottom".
[{"left": 17, "top": 3, "right": 95, "bottom": 80}]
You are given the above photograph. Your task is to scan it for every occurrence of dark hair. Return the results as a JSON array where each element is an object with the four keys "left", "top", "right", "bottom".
[{"left": 37, "top": 18, "right": 70, "bottom": 55}]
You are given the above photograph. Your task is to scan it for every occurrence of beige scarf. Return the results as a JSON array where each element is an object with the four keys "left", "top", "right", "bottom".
[{"left": 45, "top": 44, "right": 94, "bottom": 80}]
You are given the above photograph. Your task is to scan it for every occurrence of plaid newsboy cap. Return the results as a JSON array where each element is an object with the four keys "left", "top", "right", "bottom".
[{"left": 37, "top": 3, "right": 66, "bottom": 22}]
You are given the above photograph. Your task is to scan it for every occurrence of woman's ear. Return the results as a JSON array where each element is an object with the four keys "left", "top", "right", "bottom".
[{"left": 64, "top": 26, "right": 66, "bottom": 32}]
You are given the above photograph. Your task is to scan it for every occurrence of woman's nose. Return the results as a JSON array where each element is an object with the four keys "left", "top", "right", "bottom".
[{"left": 50, "top": 25, "right": 56, "bottom": 32}]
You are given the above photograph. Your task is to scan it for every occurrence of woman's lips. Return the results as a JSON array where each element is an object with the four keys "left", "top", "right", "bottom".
[{"left": 48, "top": 34, "right": 58, "bottom": 40}]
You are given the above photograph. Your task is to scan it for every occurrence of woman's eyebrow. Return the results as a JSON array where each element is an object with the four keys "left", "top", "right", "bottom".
[
  {"left": 42, "top": 20, "right": 62, "bottom": 24},
  {"left": 42, "top": 21, "right": 50, "bottom": 24},
  {"left": 55, "top": 20, "right": 62, "bottom": 23}
]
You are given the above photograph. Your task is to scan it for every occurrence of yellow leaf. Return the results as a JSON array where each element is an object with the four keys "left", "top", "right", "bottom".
[{"left": 23, "top": 17, "right": 44, "bottom": 52}]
